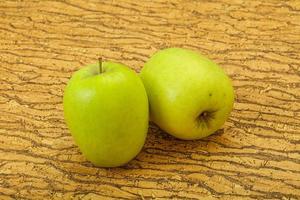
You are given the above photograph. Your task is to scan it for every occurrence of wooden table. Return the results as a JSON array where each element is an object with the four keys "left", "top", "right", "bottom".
[{"left": 1, "top": 0, "right": 299, "bottom": 199}]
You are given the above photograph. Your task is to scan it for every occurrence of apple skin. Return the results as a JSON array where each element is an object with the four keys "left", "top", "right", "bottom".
[
  {"left": 63, "top": 62, "right": 148, "bottom": 167},
  {"left": 140, "top": 48, "right": 234, "bottom": 140}
]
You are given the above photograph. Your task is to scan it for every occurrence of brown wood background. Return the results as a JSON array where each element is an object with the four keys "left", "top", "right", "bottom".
[{"left": 0, "top": 0, "right": 299, "bottom": 199}]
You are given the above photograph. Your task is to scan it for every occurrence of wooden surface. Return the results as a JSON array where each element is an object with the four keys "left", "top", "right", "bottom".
[{"left": 0, "top": 0, "right": 299, "bottom": 199}]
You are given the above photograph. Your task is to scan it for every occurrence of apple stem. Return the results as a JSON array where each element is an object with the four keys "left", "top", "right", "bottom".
[{"left": 98, "top": 57, "right": 103, "bottom": 74}]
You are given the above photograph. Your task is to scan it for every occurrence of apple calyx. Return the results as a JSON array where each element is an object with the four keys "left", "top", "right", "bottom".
[
  {"left": 197, "top": 110, "right": 215, "bottom": 128},
  {"left": 98, "top": 57, "right": 103, "bottom": 74}
]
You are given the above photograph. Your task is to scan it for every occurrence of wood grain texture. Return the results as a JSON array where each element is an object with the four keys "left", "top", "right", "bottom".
[{"left": 0, "top": 0, "right": 299, "bottom": 199}]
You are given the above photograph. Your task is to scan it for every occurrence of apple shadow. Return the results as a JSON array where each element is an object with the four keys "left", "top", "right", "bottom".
[
  {"left": 119, "top": 122, "right": 226, "bottom": 170},
  {"left": 78, "top": 122, "right": 225, "bottom": 172}
]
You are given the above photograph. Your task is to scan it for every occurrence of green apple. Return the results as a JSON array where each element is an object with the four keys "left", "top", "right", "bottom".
[
  {"left": 63, "top": 60, "right": 148, "bottom": 167},
  {"left": 140, "top": 48, "right": 234, "bottom": 140}
]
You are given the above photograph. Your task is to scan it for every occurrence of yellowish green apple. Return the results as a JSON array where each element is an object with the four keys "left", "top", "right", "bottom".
[
  {"left": 140, "top": 48, "right": 234, "bottom": 140},
  {"left": 63, "top": 60, "right": 148, "bottom": 167}
]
